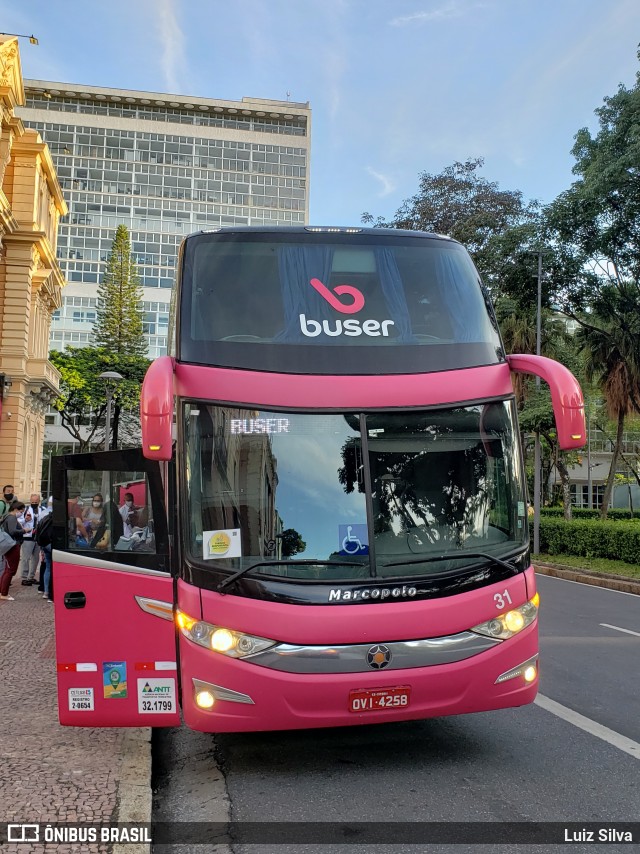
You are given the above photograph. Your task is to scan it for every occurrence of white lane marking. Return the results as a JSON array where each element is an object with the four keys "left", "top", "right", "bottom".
[
  {"left": 535, "top": 572, "right": 639, "bottom": 597},
  {"left": 600, "top": 623, "right": 640, "bottom": 638},
  {"left": 535, "top": 694, "right": 640, "bottom": 760}
]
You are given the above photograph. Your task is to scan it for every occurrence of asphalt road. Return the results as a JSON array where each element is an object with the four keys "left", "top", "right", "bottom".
[
  {"left": 536, "top": 574, "right": 640, "bottom": 743},
  {"left": 152, "top": 575, "right": 640, "bottom": 853}
]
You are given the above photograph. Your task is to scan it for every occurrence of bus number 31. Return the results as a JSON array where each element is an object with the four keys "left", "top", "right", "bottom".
[{"left": 493, "top": 589, "right": 513, "bottom": 610}]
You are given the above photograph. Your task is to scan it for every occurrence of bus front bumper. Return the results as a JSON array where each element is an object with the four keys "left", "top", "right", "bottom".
[{"left": 180, "top": 623, "right": 538, "bottom": 733}]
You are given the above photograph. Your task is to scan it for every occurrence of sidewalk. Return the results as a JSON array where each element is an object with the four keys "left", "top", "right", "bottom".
[
  {"left": 0, "top": 576, "right": 152, "bottom": 853},
  {"left": 534, "top": 561, "right": 640, "bottom": 595}
]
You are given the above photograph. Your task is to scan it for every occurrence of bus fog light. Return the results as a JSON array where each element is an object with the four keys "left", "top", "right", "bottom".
[
  {"left": 495, "top": 655, "right": 538, "bottom": 684},
  {"left": 211, "top": 628, "right": 235, "bottom": 652},
  {"left": 195, "top": 690, "right": 215, "bottom": 709}
]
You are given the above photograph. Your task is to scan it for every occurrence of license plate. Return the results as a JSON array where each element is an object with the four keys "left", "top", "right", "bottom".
[{"left": 349, "top": 686, "right": 411, "bottom": 712}]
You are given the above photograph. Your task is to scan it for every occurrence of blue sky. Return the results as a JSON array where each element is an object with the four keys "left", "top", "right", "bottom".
[{"left": 3, "top": 0, "right": 639, "bottom": 225}]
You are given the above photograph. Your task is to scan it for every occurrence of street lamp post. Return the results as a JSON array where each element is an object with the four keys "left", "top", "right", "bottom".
[
  {"left": 98, "top": 371, "right": 123, "bottom": 451},
  {"left": 586, "top": 398, "right": 592, "bottom": 509},
  {"left": 533, "top": 251, "right": 543, "bottom": 555},
  {"left": 0, "top": 32, "right": 39, "bottom": 44}
]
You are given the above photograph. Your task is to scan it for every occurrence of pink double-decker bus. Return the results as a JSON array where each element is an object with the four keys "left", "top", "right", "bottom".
[{"left": 52, "top": 226, "right": 585, "bottom": 731}]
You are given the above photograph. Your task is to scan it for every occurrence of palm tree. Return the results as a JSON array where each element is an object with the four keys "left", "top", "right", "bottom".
[
  {"left": 494, "top": 297, "right": 537, "bottom": 407},
  {"left": 577, "top": 284, "right": 640, "bottom": 519},
  {"left": 497, "top": 296, "right": 585, "bottom": 519}
]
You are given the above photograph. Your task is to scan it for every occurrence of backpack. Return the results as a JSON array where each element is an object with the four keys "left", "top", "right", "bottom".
[
  {"left": 35, "top": 513, "right": 53, "bottom": 548},
  {"left": 0, "top": 516, "right": 16, "bottom": 556}
]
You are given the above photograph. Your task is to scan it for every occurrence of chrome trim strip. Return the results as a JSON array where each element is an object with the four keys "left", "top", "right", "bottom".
[
  {"left": 248, "top": 631, "right": 500, "bottom": 674},
  {"left": 495, "top": 654, "right": 539, "bottom": 684},
  {"left": 134, "top": 596, "right": 174, "bottom": 621},
  {"left": 53, "top": 549, "right": 168, "bottom": 577},
  {"left": 192, "top": 678, "right": 255, "bottom": 705}
]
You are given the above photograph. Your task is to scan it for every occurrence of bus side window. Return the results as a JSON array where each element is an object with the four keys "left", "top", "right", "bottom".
[{"left": 65, "top": 471, "right": 158, "bottom": 555}]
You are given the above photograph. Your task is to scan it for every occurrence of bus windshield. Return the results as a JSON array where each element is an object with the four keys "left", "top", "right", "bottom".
[
  {"left": 178, "top": 230, "right": 503, "bottom": 374},
  {"left": 183, "top": 400, "right": 527, "bottom": 582}
]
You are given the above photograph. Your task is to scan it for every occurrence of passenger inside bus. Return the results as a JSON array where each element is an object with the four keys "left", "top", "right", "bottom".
[{"left": 67, "top": 477, "right": 155, "bottom": 554}]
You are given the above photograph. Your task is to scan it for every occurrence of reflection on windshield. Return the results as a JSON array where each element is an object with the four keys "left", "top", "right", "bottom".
[
  {"left": 183, "top": 403, "right": 526, "bottom": 582},
  {"left": 367, "top": 407, "right": 522, "bottom": 576}
]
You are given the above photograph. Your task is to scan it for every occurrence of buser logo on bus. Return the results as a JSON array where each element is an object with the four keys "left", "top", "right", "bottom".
[{"left": 299, "top": 277, "right": 396, "bottom": 338}]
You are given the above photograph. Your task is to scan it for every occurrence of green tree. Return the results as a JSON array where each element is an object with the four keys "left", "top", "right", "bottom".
[
  {"left": 94, "top": 224, "right": 149, "bottom": 447},
  {"left": 546, "top": 55, "right": 640, "bottom": 310},
  {"left": 279, "top": 528, "right": 306, "bottom": 558},
  {"left": 50, "top": 347, "right": 151, "bottom": 451},
  {"left": 95, "top": 225, "right": 147, "bottom": 356},
  {"left": 577, "top": 286, "right": 640, "bottom": 519},
  {"left": 545, "top": 54, "right": 640, "bottom": 517},
  {"left": 49, "top": 347, "right": 108, "bottom": 452},
  {"left": 362, "top": 158, "right": 540, "bottom": 292}
]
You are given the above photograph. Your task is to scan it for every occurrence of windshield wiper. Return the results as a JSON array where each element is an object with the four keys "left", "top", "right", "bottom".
[
  {"left": 382, "top": 551, "right": 521, "bottom": 575},
  {"left": 216, "top": 559, "right": 366, "bottom": 593}
]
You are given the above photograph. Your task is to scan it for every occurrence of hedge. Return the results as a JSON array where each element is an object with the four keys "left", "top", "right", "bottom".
[
  {"left": 537, "top": 518, "right": 640, "bottom": 565},
  {"left": 540, "top": 507, "right": 637, "bottom": 521}
]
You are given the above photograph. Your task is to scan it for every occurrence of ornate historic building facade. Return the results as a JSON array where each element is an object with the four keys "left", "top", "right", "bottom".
[{"left": 0, "top": 37, "right": 67, "bottom": 498}]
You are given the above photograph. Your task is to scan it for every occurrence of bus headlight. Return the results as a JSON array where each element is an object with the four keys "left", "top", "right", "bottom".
[
  {"left": 176, "top": 611, "right": 276, "bottom": 658},
  {"left": 470, "top": 597, "right": 538, "bottom": 640}
]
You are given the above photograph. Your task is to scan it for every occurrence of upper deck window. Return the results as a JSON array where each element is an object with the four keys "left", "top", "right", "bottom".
[{"left": 178, "top": 231, "right": 503, "bottom": 375}]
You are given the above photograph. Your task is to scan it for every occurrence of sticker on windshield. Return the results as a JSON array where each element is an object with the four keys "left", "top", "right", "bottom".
[
  {"left": 517, "top": 501, "right": 525, "bottom": 516},
  {"left": 338, "top": 524, "right": 369, "bottom": 556},
  {"left": 203, "top": 528, "right": 242, "bottom": 560}
]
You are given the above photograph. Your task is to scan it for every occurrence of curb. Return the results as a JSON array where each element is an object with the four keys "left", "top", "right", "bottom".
[
  {"left": 534, "top": 562, "right": 640, "bottom": 595},
  {"left": 113, "top": 728, "right": 153, "bottom": 854}
]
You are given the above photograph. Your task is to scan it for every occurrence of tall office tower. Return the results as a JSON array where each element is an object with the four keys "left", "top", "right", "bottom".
[{"left": 18, "top": 83, "right": 311, "bottom": 358}]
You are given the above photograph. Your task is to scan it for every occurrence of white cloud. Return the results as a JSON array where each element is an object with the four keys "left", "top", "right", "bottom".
[
  {"left": 389, "top": 1, "right": 464, "bottom": 27},
  {"left": 366, "top": 166, "right": 397, "bottom": 197},
  {"left": 155, "top": 0, "right": 187, "bottom": 94}
]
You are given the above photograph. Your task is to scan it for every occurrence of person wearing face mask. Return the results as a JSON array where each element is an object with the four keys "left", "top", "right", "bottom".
[
  {"left": 78, "top": 494, "right": 105, "bottom": 547},
  {"left": 18, "top": 493, "right": 47, "bottom": 586},
  {"left": 118, "top": 492, "right": 139, "bottom": 538},
  {"left": 0, "top": 501, "right": 25, "bottom": 600},
  {"left": 0, "top": 485, "right": 16, "bottom": 520}
]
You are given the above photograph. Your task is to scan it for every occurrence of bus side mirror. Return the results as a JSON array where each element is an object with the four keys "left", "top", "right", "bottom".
[
  {"left": 141, "top": 356, "right": 174, "bottom": 460},
  {"left": 507, "top": 354, "right": 586, "bottom": 451}
]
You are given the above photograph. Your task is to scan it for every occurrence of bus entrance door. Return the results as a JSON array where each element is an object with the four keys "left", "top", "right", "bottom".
[{"left": 52, "top": 449, "right": 180, "bottom": 727}]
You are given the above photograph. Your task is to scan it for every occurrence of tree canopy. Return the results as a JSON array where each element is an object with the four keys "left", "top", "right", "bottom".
[
  {"left": 362, "top": 157, "right": 541, "bottom": 295},
  {"left": 50, "top": 347, "right": 148, "bottom": 452},
  {"left": 544, "top": 53, "right": 640, "bottom": 515}
]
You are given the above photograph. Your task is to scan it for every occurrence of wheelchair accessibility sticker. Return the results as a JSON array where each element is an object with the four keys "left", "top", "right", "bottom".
[{"left": 338, "top": 524, "right": 369, "bottom": 556}]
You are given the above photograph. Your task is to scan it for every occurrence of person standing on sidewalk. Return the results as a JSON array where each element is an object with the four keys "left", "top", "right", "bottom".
[
  {"left": 36, "top": 497, "right": 54, "bottom": 602},
  {"left": 19, "top": 494, "right": 47, "bottom": 586},
  {"left": 0, "top": 485, "right": 16, "bottom": 518},
  {"left": 0, "top": 501, "right": 25, "bottom": 601}
]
